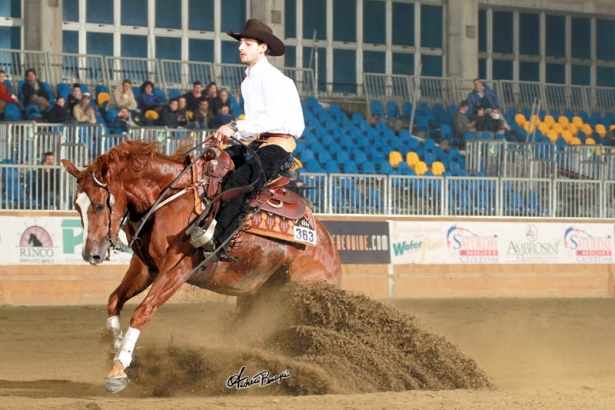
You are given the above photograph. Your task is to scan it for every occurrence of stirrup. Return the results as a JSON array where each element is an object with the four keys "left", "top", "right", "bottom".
[{"left": 187, "top": 220, "right": 217, "bottom": 250}]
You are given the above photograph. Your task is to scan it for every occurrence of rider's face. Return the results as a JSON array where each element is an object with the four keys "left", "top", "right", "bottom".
[{"left": 238, "top": 38, "right": 266, "bottom": 67}]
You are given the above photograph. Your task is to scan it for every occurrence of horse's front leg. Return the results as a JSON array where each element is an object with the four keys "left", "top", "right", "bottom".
[
  {"left": 106, "top": 256, "right": 153, "bottom": 353},
  {"left": 106, "top": 255, "right": 192, "bottom": 394}
]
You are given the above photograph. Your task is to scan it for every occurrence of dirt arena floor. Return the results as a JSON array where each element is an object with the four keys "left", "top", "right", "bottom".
[{"left": 2, "top": 287, "right": 615, "bottom": 409}]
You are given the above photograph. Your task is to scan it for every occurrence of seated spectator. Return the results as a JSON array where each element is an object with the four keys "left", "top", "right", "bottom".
[
  {"left": 159, "top": 99, "right": 180, "bottom": 128},
  {"left": 22, "top": 68, "right": 50, "bottom": 112},
  {"left": 452, "top": 101, "right": 476, "bottom": 144},
  {"left": 186, "top": 100, "right": 210, "bottom": 130},
  {"left": 67, "top": 83, "right": 82, "bottom": 114},
  {"left": 0, "top": 69, "right": 21, "bottom": 118},
  {"left": 472, "top": 107, "right": 495, "bottom": 132},
  {"left": 176, "top": 96, "right": 191, "bottom": 127},
  {"left": 211, "top": 87, "right": 233, "bottom": 117},
  {"left": 209, "top": 105, "right": 235, "bottom": 128},
  {"left": 113, "top": 107, "right": 147, "bottom": 133},
  {"left": 182, "top": 81, "right": 208, "bottom": 112},
  {"left": 467, "top": 79, "right": 501, "bottom": 112},
  {"left": 107, "top": 79, "right": 138, "bottom": 110},
  {"left": 205, "top": 82, "right": 218, "bottom": 100},
  {"left": 34, "top": 152, "right": 60, "bottom": 209},
  {"left": 47, "top": 96, "right": 77, "bottom": 124},
  {"left": 139, "top": 80, "right": 163, "bottom": 114},
  {"left": 73, "top": 94, "right": 97, "bottom": 124}
]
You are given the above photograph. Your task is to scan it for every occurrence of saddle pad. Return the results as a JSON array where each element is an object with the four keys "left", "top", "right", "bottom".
[{"left": 243, "top": 207, "right": 317, "bottom": 246}]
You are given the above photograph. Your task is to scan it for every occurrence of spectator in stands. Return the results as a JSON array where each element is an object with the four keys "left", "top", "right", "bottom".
[
  {"left": 452, "top": 101, "right": 476, "bottom": 144},
  {"left": 183, "top": 81, "right": 208, "bottom": 111},
  {"left": 205, "top": 82, "right": 218, "bottom": 100},
  {"left": 73, "top": 94, "right": 96, "bottom": 124},
  {"left": 159, "top": 99, "right": 181, "bottom": 128},
  {"left": 467, "top": 79, "right": 501, "bottom": 112},
  {"left": 210, "top": 105, "right": 235, "bottom": 128},
  {"left": 472, "top": 106, "right": 495, "bottom": 133},
  {"left": 67, "top": 83, "right": 82, "bottom": 114},
  {"left": 0, "top": 69, "right": 21, "bottom": 118},
  {"left": 191, "top": 99, "right": 211, "bottom": 129},
  {"left": 108, "top": 79, "right": 138, "bottom": 111},
  {"left": 35, "top": 152, "right": 60, "bottom": 209},
  {"left": 211, "top": 87, "right": 233, "bottom": 117},
  {"left": 176, "top": 96, "right": 191, "bottom": 127},
  {"left": 139, "top": 80, "right": 163, "bottom": 114},
  {"left": 113, "top": 106, "right": 147, "bottom": 133},
  {"left": 22, "top": 69, "right": 50, "bottom": 112},
  {"left": 47, "top": 96, "right": 77, "bottom": 124}
]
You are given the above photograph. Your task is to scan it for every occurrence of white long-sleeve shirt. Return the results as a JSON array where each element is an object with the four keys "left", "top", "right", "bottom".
[{"left": 235, "top": 58, "right": 305, "bottom": 140}]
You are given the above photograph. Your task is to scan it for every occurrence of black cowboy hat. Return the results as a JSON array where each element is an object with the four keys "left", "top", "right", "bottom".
[{"left": 227, "top": 19, "right": 285, "bottom": 57}]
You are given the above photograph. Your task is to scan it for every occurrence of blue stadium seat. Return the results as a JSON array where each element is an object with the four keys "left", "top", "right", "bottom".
[
  {"left": 299, "top": 148, "right": 314, "bottom": 162},
  {"left": 4, "top": 103, "right": 22, "bottom": 121},
  {"left": 305, "top": 158, "right": 324, "bottom": 173},
  {"left": 342, "top": 160, "right": 359, "bottom": 174},
  {"left": 361, "top": 160, "right": 376, "bottom": 174},
  {"left": 386, "top": 101, "right": 400, "bottom": 119},
  {"left": 370, "top": 100, "right": 385, "bottom": 117},
  {"left": 325, "top": 159, "right": 340, "bottom": 173},
  {"left": 56, "top": 83, "right": 71, "bottom": 100}
]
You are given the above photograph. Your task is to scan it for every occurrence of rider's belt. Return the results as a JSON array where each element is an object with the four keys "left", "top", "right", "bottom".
[{"left": 257, "top": 133, "right": 296, "bottom": 153}]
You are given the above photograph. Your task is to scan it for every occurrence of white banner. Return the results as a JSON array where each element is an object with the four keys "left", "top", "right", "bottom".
[
  {"left": 0, "top": 216, "right": 133, "bottom": 265},
  {"left": 390, "top": 221, "right": 614, "bottom": 265}
]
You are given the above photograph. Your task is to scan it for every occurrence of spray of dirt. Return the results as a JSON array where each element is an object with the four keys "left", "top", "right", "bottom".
[{"left": 125, "top": 284, "right": 492, "bottom": 397}]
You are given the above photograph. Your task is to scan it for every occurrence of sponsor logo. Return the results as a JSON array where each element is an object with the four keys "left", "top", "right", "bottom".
[
  {"left": 564, "top": 227, "right": 613, "bottom": 263},
  {"left": 446, "top": 225, "right": 499, "bottom": 263},
  {"left": 331, "top": 234, "right": 388, "bottom": 252},
  {"left": 507, "top": 224, "right": 560, "bottom": 262},
  {"left": 17, "top": 224, "right": 55, "bottom": 264}
]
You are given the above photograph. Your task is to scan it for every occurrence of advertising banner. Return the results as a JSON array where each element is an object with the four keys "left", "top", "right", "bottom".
[
  {"left": 322, "top": 221, "right": 390, "bottom": 264},
  {"left": 0, "top": 216, "right": 133, "bottom": 265},
  {"left": 390, "top": 221, "right": 614, "bottom": 265}
]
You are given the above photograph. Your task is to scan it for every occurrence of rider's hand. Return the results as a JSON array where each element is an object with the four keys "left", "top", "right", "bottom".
[{"left": 214, "top": 124, "right": 236, "bottom": 143}]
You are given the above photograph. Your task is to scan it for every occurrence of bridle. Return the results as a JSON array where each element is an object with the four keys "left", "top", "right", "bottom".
[{"left": 92, "top": 173, "right": 129, "bottom": 253}]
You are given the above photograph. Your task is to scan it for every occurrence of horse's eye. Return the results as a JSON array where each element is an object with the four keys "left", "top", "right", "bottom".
[{"left": 95, "top": 204, "right": 105, "bottom": 212}]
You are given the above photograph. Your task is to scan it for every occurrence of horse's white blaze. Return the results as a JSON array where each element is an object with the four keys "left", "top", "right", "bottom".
[{"left": 76, "top": 192, "right": 91, "bottom": 249}]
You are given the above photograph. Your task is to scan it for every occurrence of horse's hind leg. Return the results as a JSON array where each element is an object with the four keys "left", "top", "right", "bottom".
[
  {"left": 106, "top": 255, "right": 192, "bottom": 393},
  {"left": 107, "top": 256, "right": 153, "bottom": 352}
]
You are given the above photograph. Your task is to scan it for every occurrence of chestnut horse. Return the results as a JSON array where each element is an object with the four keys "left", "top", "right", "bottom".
[{"left": 61, "top": 140, "right": 341, "bottom": 394}]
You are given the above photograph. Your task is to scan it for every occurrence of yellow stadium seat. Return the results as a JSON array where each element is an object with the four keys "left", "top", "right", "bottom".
[
  {"left": 569, "top": 137, "right": 581, "bottom": 145},
  {"left": 97, "top": 92, "right": 111, "bottom": 107},
  {"left": 561, "top": 130, "right": 573, "bottom": 143},
  {"left": 414, "top": 161, "right": 428, "bottom": 176},
  {"left": 572, "top": 116, "right": 583, "bottom": 127},
  {"left": 294, "top": 158, "right": 303, "bottom": 169},
  {"left": 543, "top": 115, "right": 555, "bottom": 125},
  {"left": 581, "top": 123, "right": 593, "bottom": 135},
  {"left": 567, "top": 123, "right": 578, "bottom": 134},
  {"left": 538, "top": 123, "right": 550, "bottom": 134},
  {"left": 514, "top": 113, "right": 526, "bottom": 127},
  {"left": 610, "top": 124, "right": 615, "bottom": 132},
  {"left": 551, "top": 123, "right": 563, "bottom": 133},
  {"left": 145, "top": 110, "right": 159, "bottom": 120},
  {"left": 431, "top": 161, "right": 445, "bottom": 176},
  {"left": 389, "top": 151, "right": 403, "bottom": 168},
  {"left": 585, "top": 138, "right": 596, "bottom": 145},
  {"left": 406, "top": 151, "right": 419, "bottom": 167},
  {"left": 596, "top": 124, "right": 607, "bottom": 137},
  {"left": 546, "top": 130, "right": 558, "bottom": 142},
  {"left": 558, "top": 115, "right": 569, "bottom": 126}
]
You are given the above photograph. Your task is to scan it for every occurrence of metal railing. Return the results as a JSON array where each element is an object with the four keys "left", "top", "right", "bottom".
[
  {"left": 3, "top": 165, "right": 614, "bottom": 218},
  {"left": 411, "top": 76, "right": 457, "bottom": 108},
  {"left": 160, "top": 59, "right": 215, "bottom": 93},
  {"left": 47, "top": 52, "right": 106, "bottom": 90},
  {"left": 0, "top": 48, "right": 49, "bottom": 83},
  {"left": 363, "top": 73, "right": 411, "bottom": 104},
  {"left": 105, "top": 56, "right": 162, "bottom": 88},
  {"left": 213, "top": 63, "right": 245, "bottom": 96},
  {"left": 466, "top": 140, "right": 615, "bottom": 181},
  {"left": 282, "top": 68, "right": 317, "bottom": 98}
]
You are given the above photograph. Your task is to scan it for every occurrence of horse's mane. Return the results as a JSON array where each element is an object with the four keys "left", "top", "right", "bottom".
[{"left": 90, "top": 139, "right": 193, "bottom": 180}]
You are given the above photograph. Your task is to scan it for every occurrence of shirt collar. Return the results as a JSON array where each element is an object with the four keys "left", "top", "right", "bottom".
[{"left": 245, "top": 57, "right": 269, "bottom": 77}]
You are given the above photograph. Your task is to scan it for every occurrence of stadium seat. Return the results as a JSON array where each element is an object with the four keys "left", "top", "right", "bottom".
[
  {"left": 370, "top": 100, "right": 385, "bottom": 117},
  {"left": 386, "top": 101, "right": 400, "bottom": 118},
  {"left": 389, "top": 151, "right": 403, "bottom": 168},
  {"left": 4, "top": 103, "right": 22, "bottom": 121}
]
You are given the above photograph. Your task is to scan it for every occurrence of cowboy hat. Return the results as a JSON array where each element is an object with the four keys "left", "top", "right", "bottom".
[{"left": 227, "top": 19, "right": 285, "bottom": 57}]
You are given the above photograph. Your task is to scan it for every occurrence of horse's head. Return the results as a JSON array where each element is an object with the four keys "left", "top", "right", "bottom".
[{"left": 62, "top": 158, "right": 127, "bottom": 265}]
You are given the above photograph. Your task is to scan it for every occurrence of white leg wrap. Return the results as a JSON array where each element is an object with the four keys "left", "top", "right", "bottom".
[
  {"left": 114, "top": 327, "right": 140, "bottom": 369},
  {"left": 107, "top": 315, "right": 123, "bottom": 351}
]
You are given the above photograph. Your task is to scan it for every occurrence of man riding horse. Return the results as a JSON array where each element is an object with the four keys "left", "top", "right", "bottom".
[{"left": 201, "top": 19, "right": 305, "bottom": 261}]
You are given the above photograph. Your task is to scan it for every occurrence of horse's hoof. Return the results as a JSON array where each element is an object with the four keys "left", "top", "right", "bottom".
[{"left": 106, "top": 376, "right": 129, "bottom": 394}]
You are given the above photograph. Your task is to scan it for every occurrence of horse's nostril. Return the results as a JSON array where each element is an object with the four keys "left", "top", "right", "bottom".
[{"left": 92, "top": 254, "right": 102, "bottom": 263}]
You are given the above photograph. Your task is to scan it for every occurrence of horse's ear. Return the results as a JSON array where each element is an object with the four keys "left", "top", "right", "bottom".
[{"left": 61, "top": 159, "right": 81, "bottom": 179}]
